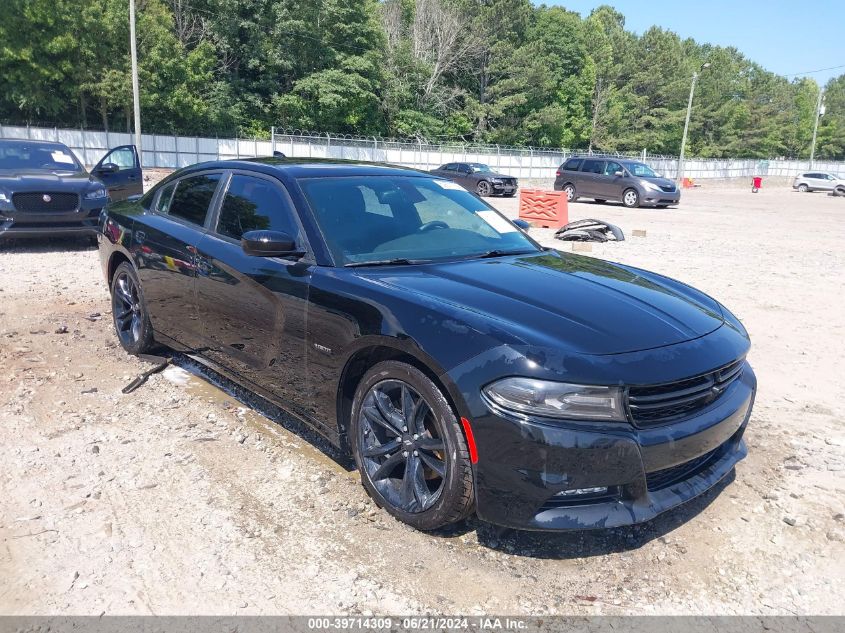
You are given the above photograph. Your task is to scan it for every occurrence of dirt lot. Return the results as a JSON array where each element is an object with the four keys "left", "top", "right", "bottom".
[{"left": 1, "top": 182, "right": 843, "bottom": 616}]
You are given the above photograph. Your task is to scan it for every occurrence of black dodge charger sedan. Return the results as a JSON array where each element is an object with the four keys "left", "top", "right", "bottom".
[
  {"left": 430, "top": 162, "right": 518, "bottom": 197},
  {"left": 98, "top": 158, "right": 755, "bottom": 532},
  {"left": 0, "top": 138, "right": 142, "bottom": 242}
]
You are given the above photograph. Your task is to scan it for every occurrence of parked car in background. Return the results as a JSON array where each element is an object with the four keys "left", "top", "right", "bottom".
[
  {"left": 792, "top": 172, "right": 843, "bottom": 193},
  {"left": 0, "top": 138, "right": 142, "bottom": 242},
  {"left": 99, "top": 158, "right": 755, "bottom": 533},
  {"left": 554, "top": 157, "right": 680, "bottom": 208},
  {"left": 430, "top": 162, "right": 517, "bottom": 197}
]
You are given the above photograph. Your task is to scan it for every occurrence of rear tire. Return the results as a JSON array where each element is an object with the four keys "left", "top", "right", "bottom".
[
  {"left": 562, "top": 184, "right": 576, "bottom": 202},
  {"left": 622, "top": 188, "right": 640, "bottom": 208},
  {"left": 110, "top": 262, "right": 154, "bottom": 355},
  {"left": 350, "top": 360, "right": 474, "bottom": 531},
  {"left": 797, "top": 184, "right": 809, "bottom": 192}
]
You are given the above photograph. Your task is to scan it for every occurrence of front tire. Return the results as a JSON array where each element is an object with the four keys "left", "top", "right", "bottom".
[
  {"left": 798, "top": 184, "right": 809, "bottom": 192},
  {"left": 476, "top": 181, "right": 492, "bottom": 197},
  {"left": 350, "top": 361, "right": 474, "bottom": 531},
  {"left": 111, "top": 262, "right": 154, "bottom": 355},
  {"left": 622, "top": 188, "right": 640, "bottom": 208}
]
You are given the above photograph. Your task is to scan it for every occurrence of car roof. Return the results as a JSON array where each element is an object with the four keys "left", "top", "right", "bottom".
[
  {"left": 176, "top": 157, "right": 433, "bottom": 179},
  {"left": 0, "top": 137, "right": 70, "bottom": 147}
]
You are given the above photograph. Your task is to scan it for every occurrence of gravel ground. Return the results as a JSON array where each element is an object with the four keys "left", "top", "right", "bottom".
[{"left": 0, "top": 182, "right": 843, "bottom": 616}]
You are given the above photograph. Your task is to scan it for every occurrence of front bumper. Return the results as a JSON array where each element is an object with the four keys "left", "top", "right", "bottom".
[
  {"left": 641, "top": 189, "right": 681, "bottom": 206},
  {"left": 0, "top": 201, "right": 105, "bottom": 239},
  {"left": 465, "top": 363, "right": 755, "bottom": 531},
  {"left": 491, "top": 182, "right": 518, "bottom": 195}
]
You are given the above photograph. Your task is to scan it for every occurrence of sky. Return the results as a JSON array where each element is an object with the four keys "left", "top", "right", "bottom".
[{"left": 547, "top": 0, "right": 845, "bottom": 86}]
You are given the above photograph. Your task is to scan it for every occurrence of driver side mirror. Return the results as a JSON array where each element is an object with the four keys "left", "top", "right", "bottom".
[
  {"left": 512, "top": 219, "right": 531, "bottom": 231},
  {"left": 614, "top": 170, "right": 624, "bottom": 177},
  {"left": 96, "top": 163, "right": 119, "bottom": 175},
  {"left": 241, "top": 230, "right": 304, "bottom": 258}
]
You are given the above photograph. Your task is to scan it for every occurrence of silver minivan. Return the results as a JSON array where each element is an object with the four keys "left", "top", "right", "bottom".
[
  {"left": 553, "top": 157, "right": 681, "bottom": 208},
  {"left": 792, "top": 172, "right": 843, "bottom": 192}
]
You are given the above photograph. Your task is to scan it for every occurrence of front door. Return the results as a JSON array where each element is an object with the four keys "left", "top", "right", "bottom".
[
  {"left": 193, "top": 172, "right": 312, "bottom": 415},
  {"left": 134, "top": 172, "right": 222, "bottom": 349},
  {"left": 596, "top": 160, "right": 626, "bottom": 200},
  {"left": 92, "top": 145, "right": 143, "bottom": 201}
]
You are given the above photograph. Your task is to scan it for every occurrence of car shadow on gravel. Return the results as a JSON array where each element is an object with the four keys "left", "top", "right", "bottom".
[
  {"left": 469, "top": 472, "right": 735, "bottom": 558},
  {"left": 158, "top": 352, "right": 735, "bottom": 559},
  {"left": 0, "top": 236, "right": 97, "bottom": 253},
  {"left": 171, "top": 353, "right": 355, "bottom": 470}
]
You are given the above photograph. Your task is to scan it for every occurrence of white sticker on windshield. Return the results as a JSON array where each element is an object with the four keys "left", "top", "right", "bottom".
[
  {"left": 433, "top": 179, "right": 465, "bottom": 191},
  {"left": 51, "top": 151, "right": 75, "bottom": 164},
  {"left": 477, "top": 210, "right": 518, "bottom": 233}
]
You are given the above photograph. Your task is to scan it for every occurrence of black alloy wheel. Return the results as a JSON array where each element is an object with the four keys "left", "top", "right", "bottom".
[
  {"left": 476, "top": 181, "right": 492, "bottom": 197},
  {"left": 351, "top": 361, "right": 474, "bottom": 530},
  {"left": 111, "top": 262, "right": 154, "bottom": 354}
]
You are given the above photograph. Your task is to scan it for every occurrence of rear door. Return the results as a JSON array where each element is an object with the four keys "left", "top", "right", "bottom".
[
  {"left": 134, "top": 171, "right": 223, "bottom": 349},
  {"left": 92, "top": 145, "right": 143, "bottom": 201},
  {"left": 578, "top": 159, "right": 605, "bottom": 197},
  {"left": 193, "top": 171, "right": 312, "bottom": 414}
]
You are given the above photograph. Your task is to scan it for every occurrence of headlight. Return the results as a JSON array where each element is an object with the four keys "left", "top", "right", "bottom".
[
  {"left": 490, "top": 178, "right": 503, "bottom": 183},
  {"left": 642, "top": 181, "right": 662, "bottom": 192},
  {"left": 483, "top": 377, "right": 626, "bottom": 421},
  {"left": 85, "top": 186, "right": 108, "bottom": 200}
]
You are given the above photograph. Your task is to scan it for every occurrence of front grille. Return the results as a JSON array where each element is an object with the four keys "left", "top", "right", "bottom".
[
  {"left": 627, "top": 359, "right": 744, "bottom": 427},
  {"left": 12, "top": 192, "right": 79, "bottom": 213},
  {"left": 646, "top": 445, "right": 723, "bottom": 491},
  {"left": 498, "top": 178, "right": 516, "bottom": 187},
  {"left": 659, "top": 184, "right": 676, "bottom": 192}
]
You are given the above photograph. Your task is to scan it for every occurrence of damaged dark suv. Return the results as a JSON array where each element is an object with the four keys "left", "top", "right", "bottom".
[{"left": 98, "top": 158, "right": 755, "bottom": 532}]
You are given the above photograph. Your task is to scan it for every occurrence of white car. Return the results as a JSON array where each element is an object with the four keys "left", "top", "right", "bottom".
[{"left": 792, "top": 172, "right": 843, "bottom": 192}]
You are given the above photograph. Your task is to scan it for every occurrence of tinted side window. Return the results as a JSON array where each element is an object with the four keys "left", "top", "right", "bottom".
[
  {"left": 563, "top": 158, "right": 583, "bottom": 171},
  {"left": 605, "top": 161, "right": 623, "bottom": 175},
  {"left": 581, "top": 159, "right": 604, "bottom": 174},
  {"left": 107, "top": 148, "right": 136, "bottom": 170},
  {"left": 155, "top": 182, "right": 176, "bottom": 214},
  {"left": 217, "top": 175, "right": 298, "bottom": 241},
  {"left": 168, "top": 174, "right": 221, "bottom": 226}
]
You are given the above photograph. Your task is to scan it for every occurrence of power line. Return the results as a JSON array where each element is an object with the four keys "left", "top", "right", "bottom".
[{"left": 784, "top": 63, "right": 845, "bottom": 77}]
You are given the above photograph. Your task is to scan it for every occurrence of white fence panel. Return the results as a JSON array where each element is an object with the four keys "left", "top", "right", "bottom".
[{"left": 3, "top": 124, "right": 845, "bottom": 179}]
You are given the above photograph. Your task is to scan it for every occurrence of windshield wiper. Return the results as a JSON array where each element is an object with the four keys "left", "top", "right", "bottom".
[
  {"left": 471, "top": 249, "right": 536, "bottom": 260},
  {"left": 344, "top": 258, "right": 428, "bottom": 268}
]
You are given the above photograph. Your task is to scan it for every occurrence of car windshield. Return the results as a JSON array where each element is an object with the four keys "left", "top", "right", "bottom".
[
  {"left": 0, "top": 140, "right": 83, "bottom": 172},
  {"left": 468, "top": 163, "right": 493, "bottom": 173},
  {"left": 299, "top": 176, "right": 539, "bottom": 266},
  {"left": 627, "top": 162, "right": 658, "bottom": 178}
]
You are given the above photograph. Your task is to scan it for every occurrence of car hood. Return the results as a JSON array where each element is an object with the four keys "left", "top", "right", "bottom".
[
  {"left": 477, "top": 171, "right": 515, "bottom": 180},
  {"left": 362, "top": 252, "right": 725, "bottom": 355},
  {"left": 0, "top": 169, "right": 95, "bottom": 191},
  {"left": 641, "top": 176, "right": 676, "bottom": 189}
]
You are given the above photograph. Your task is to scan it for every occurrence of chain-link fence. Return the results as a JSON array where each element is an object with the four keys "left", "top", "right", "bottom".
[{"left": 3, "top": 123, "right": 844, "bottom": 181}]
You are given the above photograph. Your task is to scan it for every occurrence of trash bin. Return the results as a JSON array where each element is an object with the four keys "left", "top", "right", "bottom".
[{"left": 752, "top": 176, "right": 762, "bottom": 193}]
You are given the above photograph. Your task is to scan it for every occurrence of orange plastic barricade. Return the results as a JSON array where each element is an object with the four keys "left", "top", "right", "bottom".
[
  {"left": 681, "top": 177, "right": 695, "bottom": 189},
  {"left": 518, "top": 189, "right": 568, "bottom": 229}
]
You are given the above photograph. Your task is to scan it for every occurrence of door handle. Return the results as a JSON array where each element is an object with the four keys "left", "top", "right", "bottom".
[{"left": 128, "top": 175, "right": 138, "bottom": 181}]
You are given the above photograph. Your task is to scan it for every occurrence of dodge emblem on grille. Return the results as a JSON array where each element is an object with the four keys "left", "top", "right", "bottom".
[{"left": 42, "top": 194, "right": 52, "bottom": 203}]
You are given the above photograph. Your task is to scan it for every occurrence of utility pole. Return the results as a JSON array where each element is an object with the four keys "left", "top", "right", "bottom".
[
  {"left": 809, "top": 89, "right": 825, "bottom": 169},
  {"left": 129, "top": 0, "right": 142, "bottom": 162},
  {"left": 677, "top": 62, "right": 710, "bottom": 184}
]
